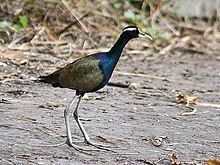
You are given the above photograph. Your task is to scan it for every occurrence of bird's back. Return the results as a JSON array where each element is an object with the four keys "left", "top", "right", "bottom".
[{"left": 40, "top": 54, "right": 109, "bottom": 93}]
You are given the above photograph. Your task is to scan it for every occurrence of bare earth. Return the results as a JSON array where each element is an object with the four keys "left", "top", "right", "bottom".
[{"left": 0, "top": 50, "right": 220, "bottom": 164}]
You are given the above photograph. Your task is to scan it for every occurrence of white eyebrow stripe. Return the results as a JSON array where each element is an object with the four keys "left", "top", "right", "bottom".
[{"left": 123, "top": 27, "right": 137, "bottom": 32}]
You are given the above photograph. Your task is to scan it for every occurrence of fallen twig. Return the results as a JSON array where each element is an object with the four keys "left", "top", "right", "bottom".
[
  {"left": 56, "top": 12, "right": 90, "bottom": 36},
  {"left": 197, "top": 102, "right": 220, "bottom": 109},
  {"left": 30, "top": 40, "right": 69, "bottom": 45},
  {"left": 61, "top": 0, "right": 89, "bottom": 33},
  {"left": 114, "top": 71, "right": 215, "bottom": 89},
  {"left": 107, "top": 82, "right": 129, "bottom": 88},
  {"left": 179, "top": 107, "right": 197, "bottom": 116}
]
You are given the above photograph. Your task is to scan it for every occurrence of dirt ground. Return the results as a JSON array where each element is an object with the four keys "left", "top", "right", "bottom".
[{"left": 0, "top": 48, "right": 220, "bottom": 164}]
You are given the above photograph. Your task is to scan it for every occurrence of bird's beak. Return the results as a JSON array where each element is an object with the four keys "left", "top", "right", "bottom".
[{"left": 138, "top": 31, "right": 153, "bottom": 41}]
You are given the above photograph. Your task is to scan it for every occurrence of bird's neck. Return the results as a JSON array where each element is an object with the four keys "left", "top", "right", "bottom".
[{"left": 108, "top": 33, "right": 131, "bottom": 60}]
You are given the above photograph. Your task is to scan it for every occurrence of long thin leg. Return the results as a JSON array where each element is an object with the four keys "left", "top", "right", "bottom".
[
  {"left": 64, "top": 95, "right": 98, "bottom": 151},
  {"left": 64, "top": 95, "right": 77, "bottom": 145},
  {"left": 73, "top": 96, "right": 115, "bottom": 152},
  {"left": 73, "top": 95, "right": 91, "bottom": 141}
]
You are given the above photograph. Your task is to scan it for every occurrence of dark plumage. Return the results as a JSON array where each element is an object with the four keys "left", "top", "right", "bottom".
[{"left": 39, "top": 25, "right": 153, "bottom": 151}]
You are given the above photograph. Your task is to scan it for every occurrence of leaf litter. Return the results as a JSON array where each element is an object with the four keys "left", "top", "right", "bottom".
[{"left": 0, "top": 1, "right": 219, "bottom": 164}]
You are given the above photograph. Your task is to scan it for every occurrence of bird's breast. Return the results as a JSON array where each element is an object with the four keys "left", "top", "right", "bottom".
[{"left": 99, "top": 57, "right": 116, "bottom": 80}]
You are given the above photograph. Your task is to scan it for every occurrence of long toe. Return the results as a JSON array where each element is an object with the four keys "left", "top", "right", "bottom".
[
  {"left": 38, "top": 142, "right": 65, "bottom": 147},
  {"left": 84, "top": 140, "right": 117, "bottom": 152},
  {"left": 29, "top": 142, "right": 66, "bottom": 148},
  {"left": 66, "top": 140, "right": 100, "bottom": 152}
]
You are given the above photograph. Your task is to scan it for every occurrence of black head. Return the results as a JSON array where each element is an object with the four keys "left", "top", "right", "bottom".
[{"left": 122, "top": 25, "right": 153, "bottom": 40}]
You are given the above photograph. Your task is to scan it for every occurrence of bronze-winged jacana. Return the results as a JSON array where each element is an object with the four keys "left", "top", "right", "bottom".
[{"left": 39, "top": 26, "right": 153, "bottom": 151}]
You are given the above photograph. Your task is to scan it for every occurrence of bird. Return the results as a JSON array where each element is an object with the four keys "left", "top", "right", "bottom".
[{"left": 39, "top": 25, "right": 153, "bottom": 151}]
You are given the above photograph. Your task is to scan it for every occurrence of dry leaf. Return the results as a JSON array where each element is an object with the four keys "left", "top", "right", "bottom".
[
  {"left": 186, "top": 96, "right": 198, "bottom": 105},
  {"left": 175, "top": 92, "right": 187, "bottom": 104},
  {"left": 129, "top": 82, "right": 140, "bottom": 90},
  {"left": 207, "top": 160, "right": 220, "bottom": 165},
  {"left": 39, "top": 101, "right": 59, "bottom": 110},
  {"left": 132, "top": 107, "right": 139, "bottom": 113},
  {"left": 170, "top": 153, "right": 181, "bottom": 165},
  {"left": 82, "top": 94, "right": 93, "bottom": 100},
  {"left": 175, "top": 92, "right": 198, "bottom": 105},
  {"left": 151, "top": 136, "right": 166, "bottom": 147},
  {"left": 0, "top": 62, "right": 7, "bottom": 67}
]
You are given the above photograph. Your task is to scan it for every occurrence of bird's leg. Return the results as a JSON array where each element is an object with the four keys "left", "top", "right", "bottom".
[
  {"left": 64, "top": 95, "right": 99, "bottom": 151},
  {"left": 73, "top": 95, "right": 91, "bottom": 142},
  {"left": 64, "top": 95, "right": 77, "bottom": 145},
  {"left": 73, "top": 95, "right": 115, "bottom": 152}
]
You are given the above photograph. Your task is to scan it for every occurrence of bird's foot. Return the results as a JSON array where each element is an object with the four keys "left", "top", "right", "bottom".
[
  {"left": 84, "top": 140, "right": 117, "bottom": 152},
  {"left": 66, "top": 139, "right": 100, "bottom": 152}
]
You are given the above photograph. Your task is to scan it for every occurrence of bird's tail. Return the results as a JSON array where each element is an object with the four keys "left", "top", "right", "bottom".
[{"left": 39, "top": 68, "right": 64, "bottom": 88}]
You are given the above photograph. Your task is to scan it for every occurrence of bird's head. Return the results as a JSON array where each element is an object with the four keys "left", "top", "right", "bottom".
[{"left": 122, "top": 25, "right": 153, "bottom": 41}]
